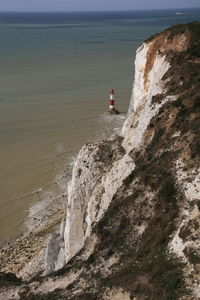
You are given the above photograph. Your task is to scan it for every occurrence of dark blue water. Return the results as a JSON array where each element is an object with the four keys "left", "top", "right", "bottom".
[{"left": 0, "top": 9, "right": 200, "bottom": 25}]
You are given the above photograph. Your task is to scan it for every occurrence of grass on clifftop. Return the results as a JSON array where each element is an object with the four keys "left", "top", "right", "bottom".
[{"left": 146, "top": 21, "right": 200, "bottom": 58}]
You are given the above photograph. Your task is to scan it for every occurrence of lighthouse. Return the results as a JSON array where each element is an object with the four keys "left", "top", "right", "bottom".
[{"left": 108, "top": 89, "right": 120, "bottom": 114}]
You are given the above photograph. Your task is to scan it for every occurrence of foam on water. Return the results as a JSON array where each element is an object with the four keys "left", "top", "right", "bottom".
[
  {"left": 99, "top": 112, "right": 126, "bottom": 125},
  {"left": 25, "top": 182, "right": 67, "bottom": 232},
  {"left": 96, "top": 112, "right": 126, "bottom": 139},
  {"left": 25, "top": 113, "right": 126, "bottom": 233},
  {"left": 25, "top": 170, "right": 73, "bottom": 232}
]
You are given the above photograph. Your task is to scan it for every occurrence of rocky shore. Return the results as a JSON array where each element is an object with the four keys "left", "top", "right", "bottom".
[{"left": 0, "top": 202, "right": 65, "bottom": 280}]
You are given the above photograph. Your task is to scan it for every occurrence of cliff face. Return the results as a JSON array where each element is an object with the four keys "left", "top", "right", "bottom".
[
  {"left": 1, "top": 22, "right": 200, "bottom": 300},
  {"left": 45, "top": 27, "right": 177, "bottom": 274}
]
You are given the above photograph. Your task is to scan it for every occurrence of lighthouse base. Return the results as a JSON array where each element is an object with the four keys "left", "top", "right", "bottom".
[{"left": 109, "top": 107, "right": 120, "bottom": 115}]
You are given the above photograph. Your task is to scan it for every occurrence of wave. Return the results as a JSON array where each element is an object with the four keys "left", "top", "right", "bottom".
[
  {"left": 24, "top": 112, "right": 125, "bottom": 234},
  {"left": 98, "top": 112, "right": 126, "bottom": 134},
  {"left": 24, "top": 155, "right": 76, "bottom": 233}
]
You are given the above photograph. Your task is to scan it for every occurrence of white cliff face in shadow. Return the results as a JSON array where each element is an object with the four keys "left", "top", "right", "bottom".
[
  {"left": 64, "top": 143, "right": 109, "bottom": 264},
  {"left": 63, "top": 137, "right": 135, "bottom": 265},
  {"left": 44, "top": 39, "right": 178, "bottom": 274}
]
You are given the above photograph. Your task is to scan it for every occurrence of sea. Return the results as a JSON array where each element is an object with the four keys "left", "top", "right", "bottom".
[{"left": 0, "top": 8, "right": 200, "bottom": 245}]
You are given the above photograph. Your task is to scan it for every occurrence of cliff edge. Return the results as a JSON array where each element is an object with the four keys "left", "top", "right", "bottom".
[{"left": 1, "top": 22, "right": 200, "bottom": 300}]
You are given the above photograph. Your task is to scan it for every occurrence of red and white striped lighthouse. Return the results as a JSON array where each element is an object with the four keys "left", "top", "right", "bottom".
[
  {"left": 108, "top": 89, "right": 120, "bottom": 114},
  {"left": 109, "top": 89, "right": 115, "bottom": 110}
]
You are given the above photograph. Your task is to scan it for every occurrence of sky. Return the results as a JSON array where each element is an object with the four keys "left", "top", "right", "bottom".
[{"left": 0, "top": 0, "right": 199, "bottom": 12}]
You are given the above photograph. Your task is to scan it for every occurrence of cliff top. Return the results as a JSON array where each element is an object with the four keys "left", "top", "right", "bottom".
[{"left": 146, "top": 21, "right": 200, "bottom": 57}]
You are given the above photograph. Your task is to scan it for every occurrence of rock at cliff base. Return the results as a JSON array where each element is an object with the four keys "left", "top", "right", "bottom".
[{"left": 109, "top": 108, "right": 120, "bottom": 115}]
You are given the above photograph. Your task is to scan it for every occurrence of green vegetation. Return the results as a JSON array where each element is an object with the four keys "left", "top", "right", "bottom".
[
  {"left": 108, "top": 251, "right": 186, "bottom": 300},
  {"left": 168, "top": 22, "right": 200, "bottom": 58},
  {"left": 107, "top": 23, "right": 200, "bottom": 295},
  {"left": 103, "top": 172, "right": 188, "bottom": 299},
  {"left": 0, "top": 272, "right": 22, "bottom": 287},
  {"left": 146, "top": 21, "right": 200, "bottom": 59},
  {"left": 185, "top": 249, "right": 200, "bottom": 265},
  {"left": 95, "top": 121, "right": 189, "bottom": 298},
  {"left": 167, "top": 23, "right": 188, "bottom": 39}
]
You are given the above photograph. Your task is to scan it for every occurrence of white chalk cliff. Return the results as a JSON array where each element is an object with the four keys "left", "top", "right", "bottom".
[
  {"left": 1, "top": 23, "right": 200, "bottom": 300},
  {"left": 44, "top": 38, "right": 175, "bottom": 273}
]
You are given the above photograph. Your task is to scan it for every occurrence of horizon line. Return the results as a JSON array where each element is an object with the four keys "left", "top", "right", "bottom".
[{"left": 0, "top": 7, "right": 200, "bottom": 14}]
